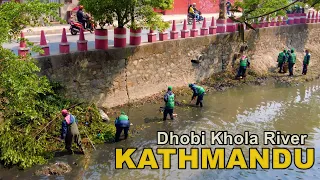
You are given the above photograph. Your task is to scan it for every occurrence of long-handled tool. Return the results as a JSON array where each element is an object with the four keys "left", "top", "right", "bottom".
[{"left": 83, "top": 128, "right": 96, "bottom": 151}]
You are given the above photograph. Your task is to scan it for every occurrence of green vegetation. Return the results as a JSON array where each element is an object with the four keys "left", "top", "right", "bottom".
[
  {"left": 230, "top": 0, "right": 320, "bottom": 42},
  {"left": 0, "top": 0, "right": 115, "bottom": 169},
  {"left": 79, "top": 0, "right": 173, "bottom": 31}
]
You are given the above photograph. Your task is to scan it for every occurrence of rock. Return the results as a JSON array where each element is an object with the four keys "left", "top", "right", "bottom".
[
  {"left": 35, "top": 162, "right": 72, "bottom": 176},
  {"left": 99, "top": 109, "right": 110, "bottom": 122}
]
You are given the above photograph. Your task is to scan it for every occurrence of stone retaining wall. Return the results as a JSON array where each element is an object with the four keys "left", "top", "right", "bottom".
[{"left": 37, "top": 24, "right": 320, "bottom": 108}]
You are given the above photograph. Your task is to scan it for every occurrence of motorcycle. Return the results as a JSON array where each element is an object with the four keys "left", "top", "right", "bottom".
[
  {"left": 69, "top": 15, "right": 95, "bottom": 35},
  {"left": 187, "top": 12, "right": 204, "bottom": 25}
]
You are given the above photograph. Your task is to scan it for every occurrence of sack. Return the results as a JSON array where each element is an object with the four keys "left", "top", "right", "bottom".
[{"left": 283, "top": 63, "right": 288, "bottom": 73}]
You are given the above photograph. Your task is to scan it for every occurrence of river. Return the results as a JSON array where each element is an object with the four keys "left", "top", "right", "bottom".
[{"left": 1, "top": 81, "right": 320, "bottom": 180}]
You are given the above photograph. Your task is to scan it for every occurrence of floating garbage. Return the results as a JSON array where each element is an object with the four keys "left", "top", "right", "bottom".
[{"left": 35, "top": 162, "right": 72, "bottom": 176}]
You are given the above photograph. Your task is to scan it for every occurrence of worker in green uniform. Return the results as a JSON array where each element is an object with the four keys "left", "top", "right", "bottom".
[
  {"left": 302, "top": 49, "right": 311, "bottom": 75},
  {"left": 189, "top": 83, "right": 205, "bottom": 107},
  {"left": 288, "top": 48, "right": 297, "bottom": 76},
  {"left": 163, "top": 86, "right": 175, "bottom": 120},
  {"left": 60, "top": 109, "right": 84, "bottom": 154},
  {"left": 277, "top": 50, "right": 286, "bottom": 73},
  {"left": 236, "top": 55, "right": 250, "bottom": 79},
  {"left": 114, "top": 111, "right": 130, "bottom": 142}
]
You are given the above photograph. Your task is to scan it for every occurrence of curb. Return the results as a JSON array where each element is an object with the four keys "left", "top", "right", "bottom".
[
  {"left": 22, "top": 19, "right": 190, "bottom": 36},
  {"left": 23, "top": 25, "right": 115, "bottom": 36}
]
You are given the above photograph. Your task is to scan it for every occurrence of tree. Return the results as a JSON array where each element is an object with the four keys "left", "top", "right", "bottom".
[
  {"left": 77, "top": 0, "right": 114, "bottom": 29},
  {"left": 219, "top": 0, "right": 226, "bottom": 19},
  {"left": 0, "top": 0, "right": 63, "bottom": 168},
  {"left": 231, "top": 0, "right": 320, "bottom": 42},
  {"left": 80, "top": 0, "right": 173, "bottom": 31}
]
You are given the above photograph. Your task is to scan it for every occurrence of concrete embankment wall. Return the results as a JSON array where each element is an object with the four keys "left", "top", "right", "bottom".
[{"left": 37, "top": 24, "right": 320, "bottom": 108}]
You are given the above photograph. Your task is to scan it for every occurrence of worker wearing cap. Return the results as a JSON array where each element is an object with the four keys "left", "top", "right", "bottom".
[
  {"left": 114, "top": 111, "right": 130, "bottom": 142},
  {"left": 277, "top": 50, "right": 286, "bottom": 73},
  {"left": 288, "top": 48, "right": 297, "bottom": 76},
  {"left": 60, "top": 109, "right": 84, "bottom": 154},
  {"left": 302, "top": 49, "right": 311, "bottom": 75},
  {"left": 189, "top": 83, "right": 205, "bottom": 107},
  {"left": 163, "top": 86, "right": 175, "bottom": 120},
  {"left": 237, "top": 55, "right": 250, "bottom": 79}
]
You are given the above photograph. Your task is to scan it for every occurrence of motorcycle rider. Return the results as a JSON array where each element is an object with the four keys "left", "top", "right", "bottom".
[
  {"left": 77, "top": 5, "right": 87, "bottom": 29},
  {"left": 192, "top": 3, "right": 202, "bottom": 21}
]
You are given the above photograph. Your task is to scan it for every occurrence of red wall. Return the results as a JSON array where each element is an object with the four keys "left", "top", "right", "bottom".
[{"left": 163, "top": 0, "right": 235, "bottom": 15}]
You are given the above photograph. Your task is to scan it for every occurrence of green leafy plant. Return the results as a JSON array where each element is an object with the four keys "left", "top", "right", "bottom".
[
  {"left": 0, "top": 0, "right": 115, "bottom": 169},
  {"left": 80, "top": 0, "right": 173, "bottom": 31},
  {"left": 230, "top": 0, "right": 320, "bottom": 42}
]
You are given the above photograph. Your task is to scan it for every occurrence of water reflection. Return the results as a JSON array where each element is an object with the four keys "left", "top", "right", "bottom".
[{"left": 2, "top": 82, "right": 320, "bottom": 179}]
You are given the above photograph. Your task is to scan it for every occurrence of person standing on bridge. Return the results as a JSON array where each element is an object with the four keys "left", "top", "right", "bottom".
[
  {"left": 277, "top": 50, "right": 286, "bottom": 73},
  {"left": 288, "top": 48, "right": 297, "bottom": 76},
  {"left": 189, "top": 83, "right": 205, "bottom": 107},
  {"left": 163, "top": 86, "right": 175, "bottom": 120},
  {"left": 302, "top": 49, "right": 311, "bottom": 75},
  {"left": 61, "top": 109, "right": 85, "bottom": 154},
  {"left": 114, "top": 111, "right": 130, "bottom": 142}
]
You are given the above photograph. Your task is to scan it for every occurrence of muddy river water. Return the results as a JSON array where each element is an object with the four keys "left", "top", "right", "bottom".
[{"left": 1, "top": 81, "right": 320, "bottom": 180}]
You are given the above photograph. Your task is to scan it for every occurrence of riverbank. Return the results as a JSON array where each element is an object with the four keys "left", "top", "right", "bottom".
[{"left": 104, "top": 59, "right": 320, "bottom": 119}]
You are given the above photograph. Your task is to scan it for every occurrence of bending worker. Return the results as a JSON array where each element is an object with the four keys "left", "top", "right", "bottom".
[
  {"left": 115, "top": 111, "right": 130, "bottom": 142},
  {"left": 61, "top": 109, "right": 84, "bottom": 154},
  {"left": 189, "top": 83, "right": 205, "bottom": 107},
  {"left": 277, "top": 50, "right": 286, "bottom": 73},
  {"left": 163, "top": 86, "right": 175, "bottom": 120},
  {"left": 237, "top": 55, "right": 250, "bottom": 79}
]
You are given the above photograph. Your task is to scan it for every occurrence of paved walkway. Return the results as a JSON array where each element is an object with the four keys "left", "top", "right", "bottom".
[{"left": 23, "top": 13, "right": 240, "bottom": 36}]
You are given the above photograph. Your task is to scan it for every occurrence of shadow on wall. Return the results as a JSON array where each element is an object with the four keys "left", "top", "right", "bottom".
[{"left": 36, "top": 24, "right": 320, "bottom": 108}]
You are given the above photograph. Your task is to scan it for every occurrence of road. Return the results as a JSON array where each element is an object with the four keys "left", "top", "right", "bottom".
[{"left": 3, "top": 21, "right": 213, "bottom": 56}]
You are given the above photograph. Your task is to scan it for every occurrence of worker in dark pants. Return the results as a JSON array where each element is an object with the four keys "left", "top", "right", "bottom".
[
  {"left": 302, "top": 49, "right": 311, "bottom": 75},
  {"left": 288, "top": 48, "right": 297, "bottom": 76},
  {"left": 163, "top": 86, "right": 175, "bottom": 120},
  {"left": 114, "top": 111, "right": 130, "bottom": 142},
  {"left": 236, "top": 55, "right": 250, "bottom": 79},
  {"left": 60, "top": 109, "right": 84, "bottom": 154},
  {"left": 77, "top": 5, "right": 86, "bottom": 29},
  {"left": 189, "top": 83, "right": 205, "bottom": 107},
  {"left": 277, "top": 50, "right": 286, "bottom": 73}
]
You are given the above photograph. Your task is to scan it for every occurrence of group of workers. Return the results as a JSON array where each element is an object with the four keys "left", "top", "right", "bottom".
[
  {"left": 277, "top": 49, "right": 310, "bottom": 76},
  {"left": 59, "top": 83, "right": 206, "bottom": 153},
  {"left": 60, "top": 48, "right": 311, "bottom": 154}
]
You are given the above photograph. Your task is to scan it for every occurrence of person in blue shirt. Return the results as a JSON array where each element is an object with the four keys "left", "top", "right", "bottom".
[
  {"left": 114, "top": 111, "right": 130, "bottom": 142},
  {"left": 60, "top": 109, "right": 84, "bottom": 154},
  {"left": 189, "top": 83, "right": 205, "bottom": 107}
]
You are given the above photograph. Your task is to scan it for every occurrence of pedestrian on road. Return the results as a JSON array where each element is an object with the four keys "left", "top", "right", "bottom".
[
  {"left": 302, "top": 49, "right": 311, "bottom": 75},
  {"left": 114, "top": 111, "right": 130, "bottom": 142},
  {"left": 277, "top": 50, "right": 286, "bottom": 73},
  {"left": 288, "top": 48, "right": 297, "bottom": 76},
  {"left": 163, "top": 86, "right": 175, "bottom": 121},
  {"left": 60, "top": 109, "right": 85, "bottom": 154},
  {"left": 189, "top": 83, "right": 205, "bottom": 107}
]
